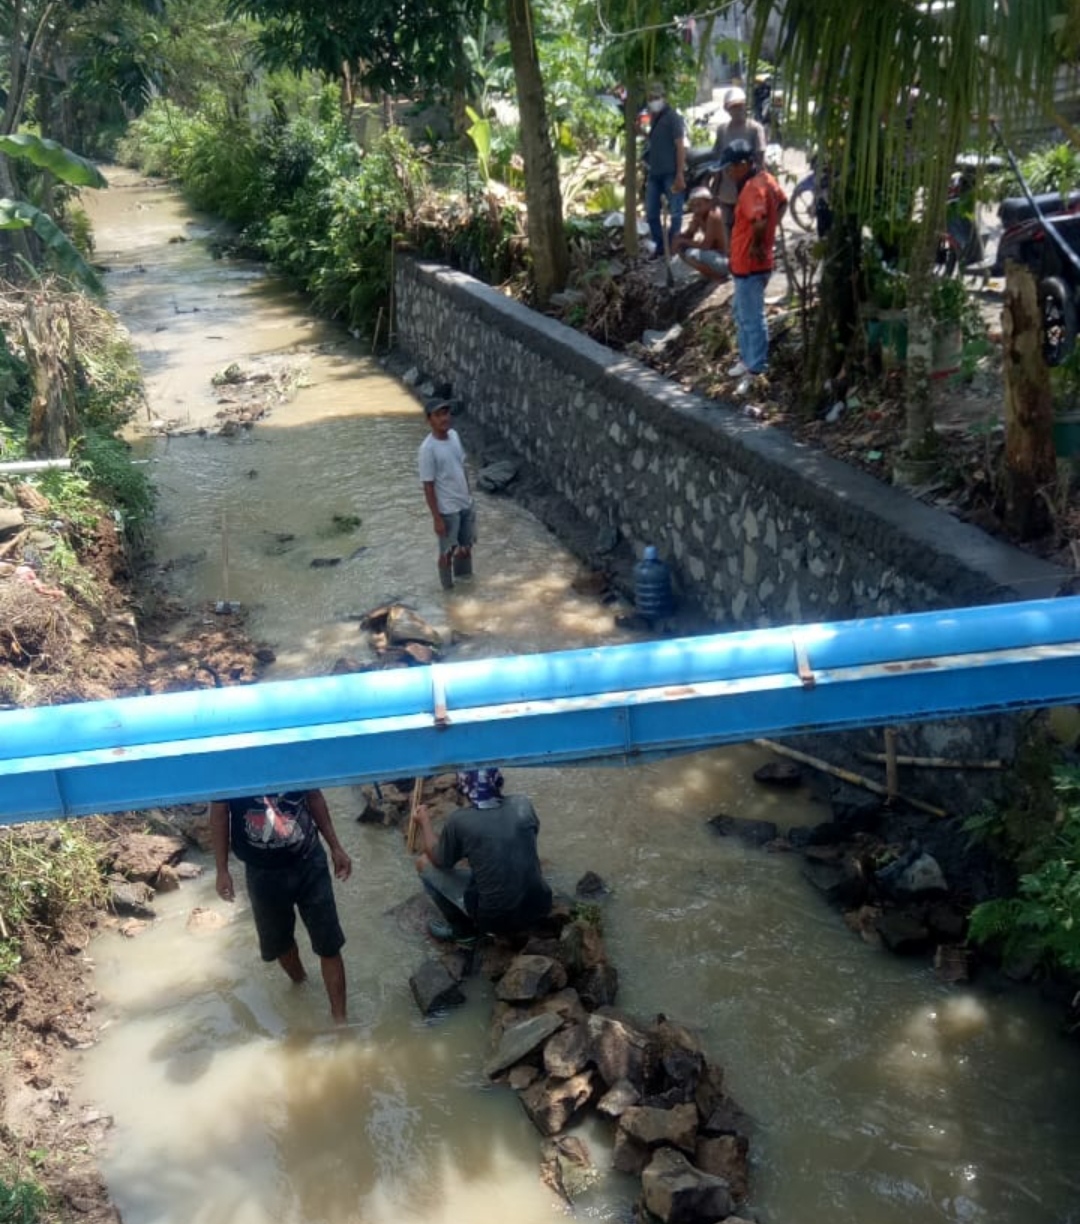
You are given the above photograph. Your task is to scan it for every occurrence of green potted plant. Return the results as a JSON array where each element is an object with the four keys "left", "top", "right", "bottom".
[{"left": 861, "top": 240, "right": 909, "bottom": 366}]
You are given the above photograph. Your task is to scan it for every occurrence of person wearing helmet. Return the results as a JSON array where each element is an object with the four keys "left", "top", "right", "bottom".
[
  {"left": 710, "top": 85, "right": 766, "bottom": 232},
  {"left": 674, "top": 185, "right": 730, "bottom": 281},
  {"left": 413, "top": 768, "right": 553, "bottom": 942}
]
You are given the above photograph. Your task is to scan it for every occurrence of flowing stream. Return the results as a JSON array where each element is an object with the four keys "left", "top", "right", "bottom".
[{"left": 73, "top": 169, "right": 1080, "bottom": 1224}]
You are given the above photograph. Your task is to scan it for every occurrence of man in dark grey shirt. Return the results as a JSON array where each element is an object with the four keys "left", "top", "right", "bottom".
[
  {"left": 643, "top": 82, "right": 686, "bottom": 259},
  {"left": 413, "top": 768, "right": 553, "bottom": 940}
]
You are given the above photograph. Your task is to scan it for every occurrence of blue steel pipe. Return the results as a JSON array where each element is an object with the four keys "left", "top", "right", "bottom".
[{"left": 2, "top": 597, "right": 1080, "bottom": 824}]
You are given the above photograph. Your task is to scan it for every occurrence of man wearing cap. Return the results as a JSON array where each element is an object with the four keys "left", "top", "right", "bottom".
[
  {"left": 413, "top": 768, "right": 553, "bottom": 941},
  {"left": 418, "top": 397, "right": 474, "bottom": 590},
  {"left": 720, "top": 138, "right": 787, "bottom": 378},
  {"left": 674, "top": 185, "right": 730, "bottom": 281},
  {"left": 710, "top": 86, "right": 766, "bottom": 232},
  {"left": 643, "top": 82, "right": 686, "bottom": 259}
]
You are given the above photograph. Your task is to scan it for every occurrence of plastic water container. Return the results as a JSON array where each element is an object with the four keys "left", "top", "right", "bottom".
[{"left": 634, "top": 545, "right": 674, "bottom": 621}]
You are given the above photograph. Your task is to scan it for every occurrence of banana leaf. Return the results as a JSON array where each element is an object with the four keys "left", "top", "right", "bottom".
[
  {"left": 0, "top": 132, "right": 108, "bottom": 189},
  {"left": 0, "top": 198, "right": 104, "bottom": 295}
]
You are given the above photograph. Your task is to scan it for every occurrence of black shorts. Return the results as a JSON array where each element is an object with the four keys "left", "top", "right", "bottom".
[{"left": 244, "top": 843, "right": 345, "bottom": 962}]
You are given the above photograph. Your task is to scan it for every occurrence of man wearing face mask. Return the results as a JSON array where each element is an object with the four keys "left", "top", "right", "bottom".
[{"left": 643, "top": 82, "right": 686, "bottom": 260}]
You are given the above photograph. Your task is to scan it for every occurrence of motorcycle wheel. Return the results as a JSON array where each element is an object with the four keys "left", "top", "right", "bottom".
[
  {"left": 788, "top": 182, "right": 815, "bottom": 232},
  {"left": 934, "top": 235, "right": 960, "bottom": 278},
  {"left": 1040, "top": 276, "right": 1078, "bottom": 366}
]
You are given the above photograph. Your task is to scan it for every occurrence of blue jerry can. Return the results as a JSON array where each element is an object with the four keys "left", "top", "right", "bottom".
[{"left": 634, "top": 545, "right": 674, "bottom": 620}]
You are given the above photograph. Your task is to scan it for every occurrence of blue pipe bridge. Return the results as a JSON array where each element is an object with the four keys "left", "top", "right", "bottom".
[{"left": 3, "top": 597, "right": 1080, "bottom": 825}]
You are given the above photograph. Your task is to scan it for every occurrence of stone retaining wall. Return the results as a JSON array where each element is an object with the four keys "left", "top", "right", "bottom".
[{"left": 394, "top": 257, "right": 1064, "bottom": 625}]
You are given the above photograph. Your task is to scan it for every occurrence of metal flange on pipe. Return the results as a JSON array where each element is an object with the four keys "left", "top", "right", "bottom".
[{"left": 3, "top": 597, "right": 1080, "bottom": 824}]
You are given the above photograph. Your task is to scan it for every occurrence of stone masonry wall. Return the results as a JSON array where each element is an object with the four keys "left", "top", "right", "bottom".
[{"left": 395, "top": 258, "right": 1064, "bottom": 626}]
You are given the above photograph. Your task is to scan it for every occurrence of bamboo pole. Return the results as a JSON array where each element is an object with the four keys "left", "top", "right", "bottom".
[
  {"left": 221, "top": 505, "right": 229, "bottom": 604},
  {"left": 754, "top": 738, "right": 948, "bottom": 819},
  {"left": 857, "top": 752, "right": 1003, "bottom": 770},
  {"left": 884, "top": 727, "right": 899, "bottom": 803},
  {"left": 405, "top": 777, "right": 424, "bottom": 852}
]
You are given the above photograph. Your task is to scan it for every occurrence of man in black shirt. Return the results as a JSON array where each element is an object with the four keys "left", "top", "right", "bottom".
[
  {"left": 210, "top": 788, "right": 352, "bottom": 1023},
  {"left": 643, "top": 82, "right": 687, "bottom": 259},
  {"left": 413, "top": 768, "right": 552, "bottom": 941}
]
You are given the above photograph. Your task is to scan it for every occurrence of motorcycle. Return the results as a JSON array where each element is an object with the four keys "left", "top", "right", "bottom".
[
  {"left": 638, "top": 143, "right": 727, "bottom": 207},
  {"left": 935, "top": 153, "right": 1002, "bottom": 276},
  {"left": 787, "top": 158, "right": 831, "bottom": 236},
  {"left": 992, "top": 185, "right": 1080, "bottom": 364},
  {"left": 752, "top": 75, "right": 784, "bottom": 144}
]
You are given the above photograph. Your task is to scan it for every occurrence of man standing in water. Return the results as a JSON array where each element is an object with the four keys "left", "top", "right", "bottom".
[
  {"left": 419, "top": 397, "right": 475, "bottom": 591},
  {"left": 210, "top": 788, "right": 352, "bottom": 1024},
  {"left": 412, "top": 768, "right": 552, "bottom": 941}
]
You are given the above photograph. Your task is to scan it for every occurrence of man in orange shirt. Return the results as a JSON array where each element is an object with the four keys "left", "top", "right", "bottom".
[{"left": 720, "top": 139, "right": 786, "bottom": 377}]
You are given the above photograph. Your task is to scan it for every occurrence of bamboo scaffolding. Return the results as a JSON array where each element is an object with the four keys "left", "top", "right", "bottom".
[
  {"left": 754, "top": 739, "right": 948, "bottom": 819},
  {"left": 857, "top": 752, "right": 1003, "bottom": 770},
  {"left": 405, "top": 777, "right": 424, "bottom": 852}
]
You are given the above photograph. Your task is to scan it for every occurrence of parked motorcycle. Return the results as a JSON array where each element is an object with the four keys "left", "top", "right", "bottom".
[
  {"left": 787, "top": 158, "right": 831, "bottom": 236},
  {"left": 992, "top": 186, "right": 1080, "bottom": 364},
  {"left": 638, "top": 144, "right": 726, "bottom": 205},
  {"left": 935, "top": 153, "right": 1002, "bottom": 276},
  {"left": 752, "top": 75, "right": 784, "bottom": 144}
]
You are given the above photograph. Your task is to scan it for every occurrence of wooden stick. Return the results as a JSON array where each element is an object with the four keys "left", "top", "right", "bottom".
[
  {"left": 753, "top": 738, "right": 948, "bottom": 819},
  {"left": 221, "top": 504, "right": 230, "bottom": 603},
  {"left": 857, "top": 752, "right": 1003, "bottom": 770},
  {"left": 405, "top": 776, "right": 424, "bottom": 852},
  {"left": 884, "top": 727, "right": 899, "bottom": 803}
]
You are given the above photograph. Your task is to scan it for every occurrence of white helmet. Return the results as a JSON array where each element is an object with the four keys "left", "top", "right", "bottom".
[{"left": 725, "top": 86, "right": 747, "bottom": 109}]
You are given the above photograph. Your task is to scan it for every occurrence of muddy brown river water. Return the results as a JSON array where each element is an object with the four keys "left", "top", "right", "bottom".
[{"left": 74, "top": 169, "right": 1080, "bottom": 1224}]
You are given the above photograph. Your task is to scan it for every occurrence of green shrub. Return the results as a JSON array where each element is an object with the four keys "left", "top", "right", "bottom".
[
  {"left": 0, "top": 824, "right": 108, "bottom": 985},
  {"left": 0, "top": 1169, "right": 49, "bottom": 1224},
  {"left": 968, "top": 765, "right": 1080, "bottom": 975}
]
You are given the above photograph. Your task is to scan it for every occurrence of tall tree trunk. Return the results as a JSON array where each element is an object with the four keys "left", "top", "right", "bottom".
[
  {"left": 897, "top": 232, "right": 940, "bottom": 479},
  {"left": 505, "top": 0, "right": 568, "bottom": 306},
  {"left": 1000, "top": 262, "right": 1056, "bottom": 540},
  {"left": 22, "top": 301, "right": 74, "bottom": 459},
  {"left": 803, "top": 212, "right": 858, "bottom": 411},
  {"left": 622, "top": 77, "right": 642, "bottom": 258}
]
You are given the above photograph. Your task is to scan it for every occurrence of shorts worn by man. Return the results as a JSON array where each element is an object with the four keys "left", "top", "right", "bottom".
[
  {"left": 210, "top": 788, "right": 352, "bottom": 1023},
  {"left": 413, "top": 768, "right": 553, "bottom": 941},
  {"left": 418, "top": 397, "right": 475, "bottom": 591}
]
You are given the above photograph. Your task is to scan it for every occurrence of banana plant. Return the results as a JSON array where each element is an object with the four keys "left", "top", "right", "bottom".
[{"left": 0, "top": 131, "right": 107, "bottom": 294}]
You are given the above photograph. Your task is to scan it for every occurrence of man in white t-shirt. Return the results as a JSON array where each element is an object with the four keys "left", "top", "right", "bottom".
[{"left": 418, "top": 397, "right": 475, "bottom": 590}]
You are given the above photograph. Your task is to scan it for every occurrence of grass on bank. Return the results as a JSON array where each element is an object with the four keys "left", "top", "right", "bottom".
[
  {"left": 0, "top": 1165, "right": 49, "bottom": 1224},
  {"left": 0, "top": 824, "right": 109, "bottom": 982}
]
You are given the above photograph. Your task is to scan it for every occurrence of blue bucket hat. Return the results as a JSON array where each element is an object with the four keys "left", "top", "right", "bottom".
[{"left": 456, "top": 768, "right": 504, "bottom": 808}]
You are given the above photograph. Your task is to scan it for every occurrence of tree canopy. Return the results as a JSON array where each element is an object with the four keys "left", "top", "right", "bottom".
[{"left": 225, "top": 0, "right": 486, "bottom": 97}]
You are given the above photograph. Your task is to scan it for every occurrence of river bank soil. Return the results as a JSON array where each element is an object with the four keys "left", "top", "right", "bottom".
[{"left": 0, "top": 509, "right": 268, "bottom": 1221}]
